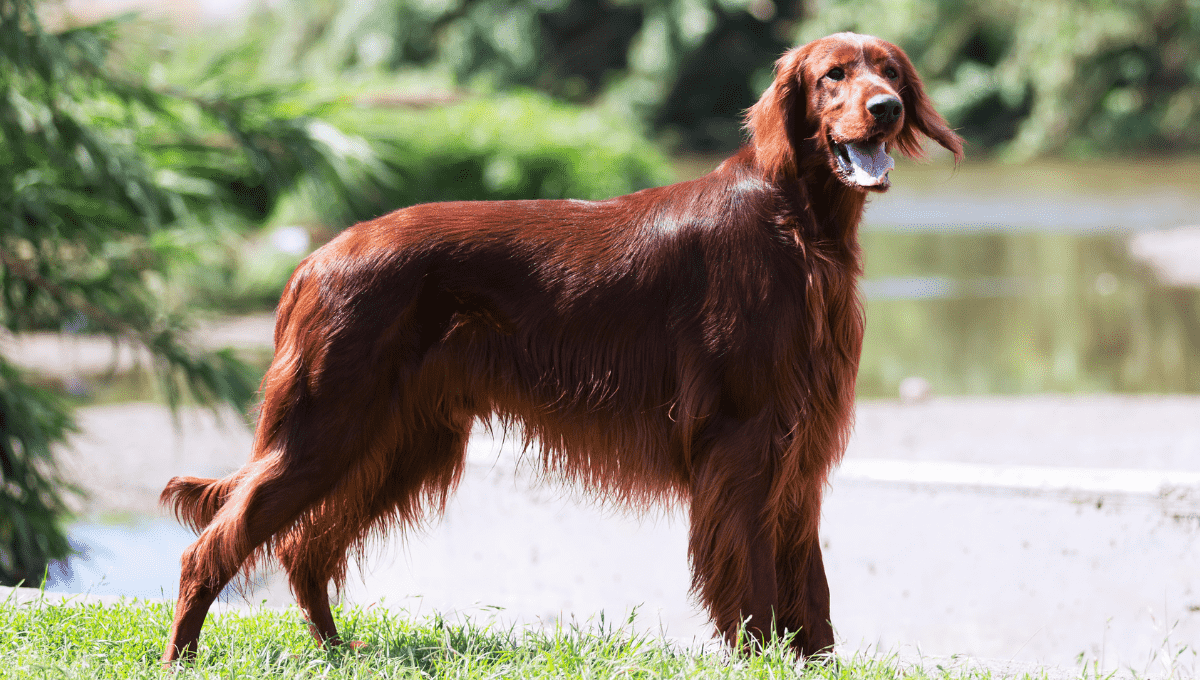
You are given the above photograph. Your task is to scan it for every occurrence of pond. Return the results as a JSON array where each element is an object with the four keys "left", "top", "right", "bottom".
[
  {"left": 852, "top": 159, "right": 1200, "bottom": 398},
  {"left": 44, "top": 518, "right": 274, "bottom": 603},
  {"left": 44, "top": 518, "right": 195, "bottom": 600}
]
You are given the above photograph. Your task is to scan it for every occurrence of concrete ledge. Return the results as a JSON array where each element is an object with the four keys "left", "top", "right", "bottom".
[{"left": 839, "top": 459, "right": 1200, "bottom": 498}]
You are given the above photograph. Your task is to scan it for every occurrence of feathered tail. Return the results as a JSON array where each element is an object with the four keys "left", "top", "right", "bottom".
[{"left": 160, "top": 475, "right": 241, "bottom": 533}]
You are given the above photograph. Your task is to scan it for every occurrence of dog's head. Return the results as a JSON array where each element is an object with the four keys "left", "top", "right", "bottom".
[{"left": 746, "top": 32, "right": 964, "bottom": 192}]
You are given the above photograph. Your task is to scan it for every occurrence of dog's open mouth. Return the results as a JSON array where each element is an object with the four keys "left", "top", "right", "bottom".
[{"left": 831, "top": 138, "right": 894, "bottom": 189}]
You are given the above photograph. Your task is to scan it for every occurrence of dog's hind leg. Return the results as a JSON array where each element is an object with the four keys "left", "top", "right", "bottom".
[
  {"left": 162, "top": 449, "right": 360, "bottom": 663},
  {"left": 275, "top": 416, "right": 471, "bottom": 647}
]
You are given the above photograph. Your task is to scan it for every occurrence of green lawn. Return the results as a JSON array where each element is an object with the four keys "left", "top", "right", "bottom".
[{"left": 0, "top": 596, "right": 1051, "bottom": 679}]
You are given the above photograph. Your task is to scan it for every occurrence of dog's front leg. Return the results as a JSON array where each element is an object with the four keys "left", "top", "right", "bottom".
[
  {"left": 775, "top": 527, "right": 835, "bottom": 658},
  {"left": 686, "top": 419, "right": 780, "bottom": 651}
]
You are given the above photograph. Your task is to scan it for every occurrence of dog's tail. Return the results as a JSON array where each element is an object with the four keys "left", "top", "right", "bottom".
[{"left": 160, "top": 475, "right": 241, "bottom": 534}]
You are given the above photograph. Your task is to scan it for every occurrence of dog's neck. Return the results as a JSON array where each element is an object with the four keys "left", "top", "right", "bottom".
[
  {"left": 799, "top": 162, "right": 868, "bottom": 245},
  {"left": 735, "top": 143, "right": 867, "bottom": 249}
]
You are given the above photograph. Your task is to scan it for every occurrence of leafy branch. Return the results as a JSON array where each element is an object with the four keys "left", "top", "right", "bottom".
[{"left": 0, "top": 0, "right": 392, "bottom": 584}]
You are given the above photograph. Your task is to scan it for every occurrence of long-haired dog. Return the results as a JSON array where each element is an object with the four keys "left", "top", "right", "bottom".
[{"left": 161, "top": 32, "right": 962, "bottom": 662}]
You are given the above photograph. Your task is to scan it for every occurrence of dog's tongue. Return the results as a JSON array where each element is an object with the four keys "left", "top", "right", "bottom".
[{"left": 845, "top": 141, "right": 894, "bottom": 186}]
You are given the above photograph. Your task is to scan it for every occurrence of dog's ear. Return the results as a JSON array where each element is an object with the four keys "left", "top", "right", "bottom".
[
  {"left": 745, "top": 46, "right": 809, "bottom": 181},
  {"left": 891, "top": 47, "right": 964, "bottom": 163}
]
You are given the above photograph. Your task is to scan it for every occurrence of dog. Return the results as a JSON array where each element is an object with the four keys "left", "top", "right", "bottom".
[{"left": 160, "top": 32, "right": 962, "bottom": 663}]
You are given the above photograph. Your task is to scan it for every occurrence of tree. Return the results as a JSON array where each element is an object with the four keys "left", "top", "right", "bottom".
[
  {"left": 222, "top": 0, "right": 1200, "bottom": 156},
  {"left": 0, "top": 0, "right": 383, "bottom": 585}
]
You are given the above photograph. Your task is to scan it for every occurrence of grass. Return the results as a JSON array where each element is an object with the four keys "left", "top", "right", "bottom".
[{"left": 0, "top": 596, "right": 1050, "bottom": 680}]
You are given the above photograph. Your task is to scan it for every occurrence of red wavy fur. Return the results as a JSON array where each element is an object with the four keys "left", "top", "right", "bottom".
[{"left": 161, "top": 32, "right": 962, "bottom": 663}]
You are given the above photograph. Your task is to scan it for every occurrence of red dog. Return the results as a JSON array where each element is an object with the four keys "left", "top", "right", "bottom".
[{"left": 161, "top": 32, "right": 961, "bottom": 662}]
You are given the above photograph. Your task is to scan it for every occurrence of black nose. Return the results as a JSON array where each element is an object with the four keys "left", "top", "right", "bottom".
[{"left": 867, "top": 94, "right": 903, "bottom": 124}]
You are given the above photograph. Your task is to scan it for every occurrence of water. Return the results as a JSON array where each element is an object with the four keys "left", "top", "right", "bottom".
[
  {"left": 45, "top": 518, "right": 195, "bottom": 600},
  {"left": 854, "top": 159, "right": 1200, "bottom": 398},
  {"left": 866, "top": 157, "right": 1200, "bottom": 232},
  {"left": 857, "top": 229, "right": 1200, "bottom": 397}
]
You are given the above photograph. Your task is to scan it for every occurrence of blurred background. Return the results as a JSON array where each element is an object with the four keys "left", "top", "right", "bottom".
[{"left": 1, "top": 0, "right": 1198, "bottom": 673}]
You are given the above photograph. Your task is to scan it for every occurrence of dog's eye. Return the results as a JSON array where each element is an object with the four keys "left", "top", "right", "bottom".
[
  {"left": 884, "top": 67, "right": 899, "bottom": 80},
  {"left": 826, "top": 67, "right": 845, "bottom": 81}
]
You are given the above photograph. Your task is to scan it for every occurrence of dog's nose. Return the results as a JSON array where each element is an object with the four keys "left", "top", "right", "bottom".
[{"left": 867, "top": 94, "right": 903, "bottom": 124}]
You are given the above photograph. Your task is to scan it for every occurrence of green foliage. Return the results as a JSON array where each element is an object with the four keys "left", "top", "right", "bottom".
[
  {"left": 331, "top": 93, "right": 675, "bottom": 209},
  {"left": 0, "top": 0, "right": 400, "bottom": 585},
  {"left": 0, "top": 365, "right": 75, "bottom": 585},
  {"left": 165, "top": 0, "right": 803, "bottom": 151},
  {"left": 215, "top": 0, "right": 1200, "bottom": 157}
]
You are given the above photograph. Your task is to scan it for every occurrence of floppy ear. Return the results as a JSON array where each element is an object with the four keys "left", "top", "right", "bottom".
[
  {"left": 891, "top": 47, "right": 964, "bottom": 163},
  {"left": 745, "top": 47, "right": 808, "bottom": 181}
]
